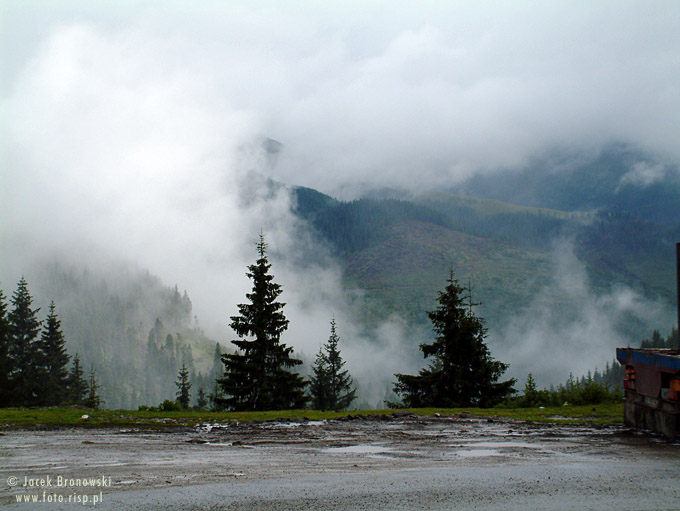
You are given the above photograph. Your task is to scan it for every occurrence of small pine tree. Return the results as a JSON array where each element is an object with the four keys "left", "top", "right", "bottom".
[
  {"left": 85, "top": 366, "right": 101, "bottom": 410},
  {"left": 209, "top": 378, "right": 225, "bottom": 411},
  {"left": 521, "top": 373, "right": 538, "bottom": 407},
  {"left": 310, "top": 318, "right": 356, "bottom": 411},
  {"left": 196, "top": 386, "right": 208, "bottom": 410},
  {"left": 668, "top": 327, "right": 679, "bottom": 349},
  {"left": 8, "top": 277, "right": 43, "bottom": 406},
  {"left": 210, "top": 343, "right": 223, "bottom": 381},
  {"left": 37, "top": 301, "right": 71, "bottom": 405},
  {"left": 218, "top": 234, "right": 307, "bottom": 411},
  {"left": 67, "top": 354, "right": 88, "bottom": 405},
  {"left": 175, "top": 362, "right": 192, "bottom": 409},
  {"left": 310, "top": 350, "right": 330, "bottom": 411}
]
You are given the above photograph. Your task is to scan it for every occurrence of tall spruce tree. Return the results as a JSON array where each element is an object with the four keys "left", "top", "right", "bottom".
[
  {"left": 8, "top": 277, "right": 42, "bottom": 406},
  {"left": 393, "top": 271, "right": 515, "bottom": 407},
  {"left": 175, "top": 362, "right": 192, "bottom": 409},
  {"left": 37, "top": 301, "right": 71, "bottom": 405},
  {"left": 67, "top": 354, "right": 88, "bottom": 405},
  {"left": 218, "top": 234, "right": 306, "bottom": 411},
  {"left": 310, "top": 318, "right": 356, "bottom": 411},
  {"left": 0, "top": 289, "right": 11, "bottom": 407}
]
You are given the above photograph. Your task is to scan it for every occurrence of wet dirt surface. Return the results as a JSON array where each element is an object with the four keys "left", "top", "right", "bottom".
[{"left": 2, "top": 414, "right": 679, "bottom": 510}]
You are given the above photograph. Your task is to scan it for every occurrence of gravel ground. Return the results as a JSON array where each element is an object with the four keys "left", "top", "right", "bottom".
[{"left": 2, "top": 414, "right": 679, "bottom": 510}]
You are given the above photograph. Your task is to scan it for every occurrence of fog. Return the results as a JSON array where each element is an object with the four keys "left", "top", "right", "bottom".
[
  {"left": 491, "top": 239, "right": 673, "bottom": 387},
  {"left": 3, "top": 2, "right": 680, "bottom": 194},
  {"left": 2, "top": 2, "right": 678, "bottom": 397}
]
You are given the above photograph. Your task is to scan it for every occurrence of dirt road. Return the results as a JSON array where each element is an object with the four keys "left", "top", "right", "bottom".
[{"left": 2, "top": 414, "right": 679, "bottom": 510}]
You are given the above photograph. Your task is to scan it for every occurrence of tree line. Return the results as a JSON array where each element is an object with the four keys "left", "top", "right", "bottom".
[
  {"left": 193, "top": 235, "right": 514, "bottom": 412},
  {"left": 509, "top": 327, "right": 680, "bottom": 408},
  {"left": 93, "top": 233, "right": 518, "bottom": 412},
  {"left": 0, "top": 277, "right": 101, "bottom": 409},
  {"left": 13, "top": 231, "right": 652, "bottom": 413},
  {"left": 213, "top": 235, "right": 357, "bottom": 411},
  {"left": 31, "top": 262, "right": 198, "bottom": 409}
]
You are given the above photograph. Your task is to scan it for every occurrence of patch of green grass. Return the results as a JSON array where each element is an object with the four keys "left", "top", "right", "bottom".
[
  {"left": 420, "top": 192, "right": 578, "bottom": 219},
  {"left": 417, "top": 403, "right": 624, "bottom": 424},
  {"left": 0, "top": 403, "right": 623, "bottom": 430}
]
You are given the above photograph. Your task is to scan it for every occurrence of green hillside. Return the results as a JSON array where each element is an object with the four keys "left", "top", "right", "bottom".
[
  {"left": 293, "top": 187, "right": 678, "bottom": 338},
  {"left": 343, "top": 220, "right": 552, "bottom": 329},
  {"left": 420, "top": 192, "right": 577, "bottom": 218},
  {"left": 9, "top": 182, "right": 675, "bottom": 409},
  {"left": 19, "top": 262, "right": 220, "bottom": 409}
]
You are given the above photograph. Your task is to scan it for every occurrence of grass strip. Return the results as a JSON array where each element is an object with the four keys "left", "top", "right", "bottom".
[{"left": 0, "top": 403, "right": 623, "bottom": 430}]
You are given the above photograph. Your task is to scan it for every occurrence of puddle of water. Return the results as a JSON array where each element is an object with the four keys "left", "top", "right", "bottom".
[
  {"left": 200, "top": 420, "right": 326, "bottom": 432},
  {"left": 200, "top": 423, "right": 231, "bottom": 432},
  {"left": 324, "top": 445, "right": 393, "bottom": 454},
  {"left": 465, "top": 441, "right": 543, "bottom": 449},
  {"left": 454, "top": 449, "right": 501, "bottom": 458}
]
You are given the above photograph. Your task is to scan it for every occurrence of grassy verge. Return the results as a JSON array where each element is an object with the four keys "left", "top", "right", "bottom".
[{"left": 0, "top": 403, "right": 623, "bottom": 430}]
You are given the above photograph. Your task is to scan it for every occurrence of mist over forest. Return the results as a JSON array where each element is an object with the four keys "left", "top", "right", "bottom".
[{"left": 2, "top": 2, "right": 679, "bottom": 408}]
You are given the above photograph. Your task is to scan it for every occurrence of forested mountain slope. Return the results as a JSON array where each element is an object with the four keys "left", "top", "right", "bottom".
[
  {"left": 17, "top": 262, "right": 219, "bottom": 409},
  {"left": 292, "top": 186, "right": 678, "bottom": 339},
  {"left": 9, "top": 150, "right": 677, "bottom": 408}
]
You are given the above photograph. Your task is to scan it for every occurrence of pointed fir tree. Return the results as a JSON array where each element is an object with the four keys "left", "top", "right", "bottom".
[
  {"left": 667, "top": 327, "right": 679, "bottom": 349},
  {"left": 209, "top": 378, "right": 225, "bottom": 411},
  {"left": 209, "top": 343, "right": 225, "bottom": 411},
  {"left": 210, "top": 342, "right": 223, "bottom": 381},
  {"left": 37, "top": 301, "right": 71, "bottom": 405},
  {"left": 85, "top": 366, "right": 102, "bottom": 410},
  {"left": 196, "top": 386, "right": 208, "bottom": 410},
  {"left": 218, "top": 234, "right": 306, "bottom": 411},
  {"left": 175, "top": 362, "right": 192, "bottom": 409},
  {"left": 310, "top": 350, "right": 330, "bottom": 411},
  {"left": 310, "top": 318, "right": 356, "bottom": 411},
  {"left": 393, "top": 271, "right": 515, "bottom": 407},
  {"left": 145, "top": 326, "right": 161, "bottom": 407},
  {"left": 0, "top": 289, "right": 11, "bottom": 407},
  {"left": 67, "top": 354, "right": 88, "bottom": 405},
  {"left": 521, "top": 373, "right": 538, "bottom": 408},
  {"left": 8, "top": 277, "right": 43, "bottom": 406}
]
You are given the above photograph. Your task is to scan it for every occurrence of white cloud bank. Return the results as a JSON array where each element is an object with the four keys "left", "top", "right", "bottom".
[
  {"left": 0, "top": 14, "right": 427, "bottom": 403},
  {"left": 492, "top": 240, "right": 671, "bottom": 387},
  {"left": 1, "top": 2, "right": 678, "bottom": 394},
  {"left": 3, "top": 2, "right": 680, "bottom": 196}
]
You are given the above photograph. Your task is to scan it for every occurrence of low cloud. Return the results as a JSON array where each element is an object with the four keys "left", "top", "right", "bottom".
[
  {"left": 2, "top": 4, "right": 678, "bottom": 401},
  {"left": 619, "top": 161, "right": 668, "bottom": 188},
  {"left": 491, "top": 240, "right": 673, "bottom": 387},
  {"left": 3, "top": 3, "right": 680, "bottom": 199},
  {"left": 0, "top": 21, "right": 421, "bottom": 404}
]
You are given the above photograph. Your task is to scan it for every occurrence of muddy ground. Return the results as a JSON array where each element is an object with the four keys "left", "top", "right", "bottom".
[{"left": 2, "top": 413, "right": 679, "bottom": 510}]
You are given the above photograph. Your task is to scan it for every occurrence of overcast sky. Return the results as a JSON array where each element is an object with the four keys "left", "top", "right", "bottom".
[
  {"left": 2, "top": 1, "right": 678, "bottom": 391},
  {"left": 2, "top": 1, "right": 679, "bottom": 196},
  {"left": 3, "top": 0, "right": 679, "bottom": 286}
]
